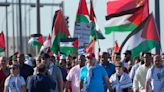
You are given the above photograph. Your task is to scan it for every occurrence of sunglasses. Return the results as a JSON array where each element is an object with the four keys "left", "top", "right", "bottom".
[{"left": 10, "top": 67, "right": 18, "bottom": 70}]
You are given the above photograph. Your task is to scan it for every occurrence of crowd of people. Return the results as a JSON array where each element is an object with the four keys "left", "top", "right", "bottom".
[{"left": 0, "top": 50, "right": 164, "bottom": 92}]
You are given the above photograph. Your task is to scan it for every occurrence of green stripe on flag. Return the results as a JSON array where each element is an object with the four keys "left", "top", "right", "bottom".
[
  {"left": 131, "top": 40, "right": 160, "bottom": 59},
  {"left": 76, "top": 15, "right": 89, "bottom": 23},
  {"left": 51, "top": 33, "right": 68, "bottom": 54},
  {"left": 0, "top": 48, "right": 4, "bottom": 52},
  {"left": 105, "top": 23, "right": 136, "bottom": 35},
  {"left": 60, "top": 47, "right": 77, "bottom": 56},
  {"left": 30, "top": 41, "right": 42, "bottom": 47}
]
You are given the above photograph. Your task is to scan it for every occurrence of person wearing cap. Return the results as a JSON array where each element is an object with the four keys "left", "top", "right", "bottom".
[
  {"left": 133, "top": 52, "right": 152, "bottom": 92},
  {"left": 4, "top": 64, "right": 26, "bottom": 92},
  {"left": 0, "top": 56, "right": 9, "bottom": 92},
  {"left": 110, "top": 62, "right": 132, "bottom": 92},
  {"left": 145, "top": 55, "right": 164, "bottom": 92},
  {"left": 100, "top": 52, "right": 115, "bottom": 91},
  {"left": 40, "top": 53, "right": 63, "bottom": 92},
  {"left": 27, "top": 64, "right": 56, "bottom": 92},
  {"left": 64, "top": 54, "right": 86, "bottom": 92},
  {"left": 122, "top": 50, "right": 132, "bottom": 69},
  {"left": 79, "top": 53, "right": 112, "bottom": 92}
]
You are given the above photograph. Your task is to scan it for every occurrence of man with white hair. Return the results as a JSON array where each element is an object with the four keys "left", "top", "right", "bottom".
[
  {"left": 145, "top": 55, "right": 164, "bottom": 92},
  {"left": 110, "top": 62, "right": 132, "bottom": 92}
]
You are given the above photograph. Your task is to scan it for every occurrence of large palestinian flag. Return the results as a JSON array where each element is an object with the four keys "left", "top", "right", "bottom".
[
  {"left": 120, "top": 14, "right": 160, "bottom": 59},
  {"left": 105, "top": 0, "right": 149, "bottom": 35},
  {"left": 28, "top": 34, "right": 43, "bottom": 48},
  {"left": 60, "top": 38, "right": 78, "bottom": 56},
  {"left": 51, "top": 9, "right": 70, "bottom": 55},
  {"left": 0, "top": 32, "right": 5, "bottom": 52}
]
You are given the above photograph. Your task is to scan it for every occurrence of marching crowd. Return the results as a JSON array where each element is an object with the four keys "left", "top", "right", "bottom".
[{"left": 0, "top": 50, "right": 164, "bottom": 92}]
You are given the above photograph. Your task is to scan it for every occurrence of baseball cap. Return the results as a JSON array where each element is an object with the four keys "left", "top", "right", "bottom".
[
  {"left": 86, "top": 53, "right": 95, "bottom": 59},
  {"left": 124, "top": 50, "right": 131, "bottom": 55}
]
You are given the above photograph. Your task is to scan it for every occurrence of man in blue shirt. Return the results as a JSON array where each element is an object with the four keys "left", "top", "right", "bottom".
[
  {"left": 79, "top": 53, "right": 112, "bottom": 92},
  {"left": 101, "top": 52, "right": 115, "bottom": 91}
]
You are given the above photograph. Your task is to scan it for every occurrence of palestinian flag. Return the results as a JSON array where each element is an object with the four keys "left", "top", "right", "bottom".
[
  {"left": 84, "top": 39, "right": 95, "bottom": 54},
  {"left": 105, "top": 0, "right": 149, "bottom": 35},
  {"left": 76, "top": 0, "right": 90, "bottom": 23},
  {"left": 40, "top": 34, "right": 51, "bottom": 52},
  {"left": 74, "top": 0, "right": 92, "bottom": 48},
  {"left": 0, "top": 32, "right": 5, "bottom": 52},
  {"left": 60, "top": 38, "right": 78, "bottom": 56},
  {"left": 89, "top": 0, "right": 105, "bottom": 40},
  {"left": 120, "top": 14, "right": 160, "bottom": 59},
  {"left": 28, "top": 34, "right": 43, "bottom": 48},
  {"left": 113, "top": 41, "right": 119, "bottom": 53},
  {"left": 51, "top": 9, "right": 70, "bottom": 55}
]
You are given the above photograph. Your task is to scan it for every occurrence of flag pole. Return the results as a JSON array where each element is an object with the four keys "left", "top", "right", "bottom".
[
  {"left": 155, "top": 0, "right": 161, "bottom": 54},
  {"left": 113, "top": 32, "right": 115, "bottom": 48},
  {"left": 95, "top": 28, "right": 101, "bottom": 62}
]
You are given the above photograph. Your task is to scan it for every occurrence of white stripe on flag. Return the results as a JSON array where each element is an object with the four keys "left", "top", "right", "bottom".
[
  {"left": 60, "top": 42, "right": 73, "bottom": 47},
  {"left": 106, "top": 14, "right": 131, "bottom": 26}
]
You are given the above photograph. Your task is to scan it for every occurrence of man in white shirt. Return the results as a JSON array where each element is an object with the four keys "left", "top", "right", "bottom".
[
  {"left": 133, "top": 52, "right": 152, "bottom": 92},
  {"left": 64, "top": 55, "right": 86, "bottom": 92},
  {"left": 4, "top": 64, "right": 26, "bottom": 92},
  {"left": 145, "top": 55, "right": 164, "bottom": 92}
]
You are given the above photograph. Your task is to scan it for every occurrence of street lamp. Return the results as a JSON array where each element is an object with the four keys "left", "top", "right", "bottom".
[{"left": 0, "top": 2, "right": 10, "bottom": 6}]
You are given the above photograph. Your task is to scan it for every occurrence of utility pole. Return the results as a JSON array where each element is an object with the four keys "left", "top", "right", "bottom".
[
  {"left": 155, "top": 0, "right": 161, "bottom": 55},
  {"left": 12, "top": 0, "right": 15, "bottom": 53},
  {"left": 5, "top": 0, "right": 9, "bottom": 57},
  {"left": 18, "top": 0, "right": 23, "bottom": 53},
  {"left": 24, "top": 0, "right": 28, "bottom": 53},
  {"left": 36, "top": 0, "right": 41, "bottom": 54},
  {"left": 36, "top": 0, "right": 40, "bottom": 34}
]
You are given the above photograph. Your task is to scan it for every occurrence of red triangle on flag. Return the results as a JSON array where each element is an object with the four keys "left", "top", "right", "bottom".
[
  {"left": 77, "top": 0, "right": 89, "bottom": 16},
  {"left": 141, "top": 14, "right": 160, "bottom": 42},
  {"left": 53, "top": 9, "right": 70, "bottom": 36},
  {"left": 128, "top": 0, "right": 149, "bottom": 26},
  {"left": 84, "top": 40, "right": 95, "bottom": 54},
  {"left": 46, "top": 34, "right": 51, "bottom": 40},
  {"left": 37, "top": 35, "right": 44, "bottom": 45},
  {"left": 113, "top": 41, "right": 119, "bottom": 53},
  {"left": 0, "top": 32, "right": 5, "bottom": 49},
  {"left": 89, "top": 0, "right": 95, "bottom": 22},
  {"left": 128, "top": 7, "right": 143, "bottom": 26},
  {"left": 73, "top": 38, "right": 78, "bottom": 49}
]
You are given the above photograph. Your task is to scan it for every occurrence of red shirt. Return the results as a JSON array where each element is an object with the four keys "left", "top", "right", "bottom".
[{"left": 0, "top": 69, "right": 7, "bottom": 92}]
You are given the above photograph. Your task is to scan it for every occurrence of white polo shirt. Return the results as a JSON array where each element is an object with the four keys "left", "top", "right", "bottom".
[
  {"left": 66, "top": 65, "right": 81, "bottom": 92},
  {"left": 4, "top": 75, "right": 26, "bottom": 92},
  {"left": 146, "top": 66, "right": 164, "bottom": 92}
]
